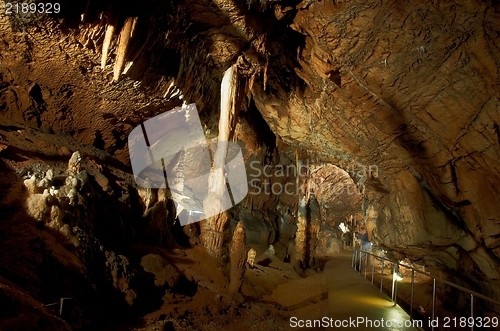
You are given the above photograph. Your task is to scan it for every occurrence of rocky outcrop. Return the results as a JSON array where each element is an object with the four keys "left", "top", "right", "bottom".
[
  {"left": 252, "top": 0, "right": 500, "bottom": 302},
  {"left": 140, "top": 254, "right": 181, "bottom": 289},
  {"left": 0, "top": 122, "right": 201, "bottom": 326},
  {"left": 315, "top": 227, "right": 342, "bottom": 257},
  {"left": 105, "top": 251, "right": 138, "bottom": 306},
  {"left": 307, "top": 193, "right": 321, "bottom": 268},
  {"left": 1, "top": 0, "right": 500, "bottom": 313},
  {"left": 23, "top": 153, "right": 92, "bottom": 247}
]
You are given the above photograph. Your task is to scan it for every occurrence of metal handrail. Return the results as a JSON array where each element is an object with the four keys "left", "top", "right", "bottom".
[
  {"left": 353, "top": 248, "right": 500, "bottom": 306},
  {"left": 352, "top": 248, "right": 500, "bottom": 331},
  {"left": 44, "top": 297, "right": 72, "bottom": 316}
]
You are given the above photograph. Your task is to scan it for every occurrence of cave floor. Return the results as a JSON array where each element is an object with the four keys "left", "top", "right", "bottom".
[{"left": 325, "top": 251, "right": 424, "bottom": 331}]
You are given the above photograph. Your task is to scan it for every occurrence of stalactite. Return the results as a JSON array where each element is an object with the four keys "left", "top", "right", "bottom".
[
  {"left": 81, "top": 0, "right": 91, "bottom": 21},
  {"left": 101, "top": 13, "right": 118, "bottom": 69},
  {"left": 67, "top": 151, "right": 82, "bottom": 176},
  {"left": 295, "top": 147, "right": 300, "bottom": 192},
  {"left": 122, "top": 17, "right": 143, "bottom": 75},
  {"left": 248, "top": 72, "right": 256, "bottom": 93},
  {"left": 113, "top": 16, "right": 136, "bottom": 82},
  {"left": 263, "top": 57, "right": 269, "bottom": 91},
  {"left": 229, "top": 221, "right": 248, "bottom": 300},
  {"left": 201, "top": 64, "right": 240, "bottom": 260},
  {"left": 305, "top": 175, "right": 311, "bottom": 202},
  {"left": 130, "top": 16, "right": 138, "bottom": 38}
]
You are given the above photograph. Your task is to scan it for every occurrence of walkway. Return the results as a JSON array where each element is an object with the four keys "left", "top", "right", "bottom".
[{"left": 324, "top": 251, "right": 424, "bottom": 331}]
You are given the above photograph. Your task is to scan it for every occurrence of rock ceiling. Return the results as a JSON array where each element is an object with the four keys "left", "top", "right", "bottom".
[{"left": 1, "top": 0, "right": 500, "bottom": 304}]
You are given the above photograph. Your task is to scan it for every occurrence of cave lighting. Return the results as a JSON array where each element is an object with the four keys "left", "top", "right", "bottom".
[
  {"left": 339, "top": 222, "right": 349, "bottom": 234},
  {"left": 393, "top": 262, "right": 404, "bottom": 281},
  {"left": 393, "top": 272, "right": 404, "bottom": 281}
]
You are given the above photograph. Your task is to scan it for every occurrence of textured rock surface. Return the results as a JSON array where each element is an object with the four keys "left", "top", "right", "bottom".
[
  {"left": 1, "top": 0, "right": 500, "bottom": 320},
  {"left": 315, "top": 227, "right": 342, "bottom": 257},
  {"left": 105, "top": 251, "right": 138, "bottom": 306},
  {"left": 228, "top": 221, "right": 248, "bottom": 298},
  {"left": 293, "top": 196, "right": 308, "bottom": 270},
  {"left": 140, "top": 254, "right": 181, "bottom": 289},
  {"left": 254, "top": 0, "right": 500, "bottom": 302}
]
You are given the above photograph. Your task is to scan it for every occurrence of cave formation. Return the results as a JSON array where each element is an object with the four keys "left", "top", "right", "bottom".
[{"left": 0, "top": 0, "right": 500, "bottom": 330}]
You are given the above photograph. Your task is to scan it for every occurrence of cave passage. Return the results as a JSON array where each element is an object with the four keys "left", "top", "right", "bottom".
[{"left": 1, "top": 0, "right": 500, "bottom": 330}]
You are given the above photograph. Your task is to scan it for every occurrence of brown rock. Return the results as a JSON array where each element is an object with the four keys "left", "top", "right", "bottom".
[
  {"left": 229, "top": 221, "right": 248, "bottom": 298},
  {"left": 58, "top": 146, "right": 72, "bottom": 156},
  {"left": 0, "top": 144, "right": 8, "bottom": 154},
  {"left": 26, "top": 191, "right": 51, "bottom": 222},
  {"left": 105, "top": 251, "right": 138, "bottom": 306},
  {"left": 67, "top": 151, "right": 82, "bottom": 175},
  {"left": 93, "top": 171, "right": 109, "bottom": 192},
  {"left": 140, "top": 254, "right": 182, "bottom": 289}
]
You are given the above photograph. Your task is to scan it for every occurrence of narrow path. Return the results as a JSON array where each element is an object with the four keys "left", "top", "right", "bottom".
[{"left": 324, "top": 250, "right": 424, "bottom": 331}]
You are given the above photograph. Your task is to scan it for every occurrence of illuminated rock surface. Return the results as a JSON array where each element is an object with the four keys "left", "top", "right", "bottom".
[{"left": 0, "top": 0, "right": 499, "bottom": 329}]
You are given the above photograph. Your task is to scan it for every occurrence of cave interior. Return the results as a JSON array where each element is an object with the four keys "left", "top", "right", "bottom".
[{"left": 0, "top": 0, "right": 500, "bottom": 330}]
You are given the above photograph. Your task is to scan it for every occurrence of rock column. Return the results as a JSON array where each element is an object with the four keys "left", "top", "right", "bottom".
[
  {"left": 307, "top": 193, "right": 321, "bottom": 268},
  {"left": 365, "top": 202, "right": 378, "bottom": 242},
  {"left": 229, "top": 221, "right": 248, "bottom": 300},
  {"left": 201, "top": 64, "right": 239, "bottom": 260},
  {"left": 293, "top": 196, "right": 308, "bottom": 271}
]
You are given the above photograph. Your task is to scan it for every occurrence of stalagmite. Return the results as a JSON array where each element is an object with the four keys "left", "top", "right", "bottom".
[
  {"left": 101, "top": 13, "right": 118, "bottom": 69},
  {"left": 67, "top": 151, "right": 82, "bottom": 175},
  {"left": 23, "top": 175, "right": 37, "bottom": 195},
  {"left": 37, "top": 169, "right": 54, "bottom": 190},
  {"left": 247, "top": 248, "right": 256, "bottom": 268},
  {"left": 137, "top": 178, "right": 157, "bottom": 214},
  {"left": 171, "top": 150, "right": 185, "bottom": 193},
  {"left": 229, "top": 221, "right": 248, "bottom": 299},
  {"left": 307, "top": 192, "right": 321, "bottom": 268},
  {"left": 365, "top": 203, "right": 378, "bottom": 242},
  {"left": 171, "top": 150, "right": 186, "bottom": 217},
  {"left": 113, "top": 16, "right": 137, "bottom": 82},
  {"left": 293, "top": 196, "right": 308, "bottom": 271},
  {"left": 201, "top": 64, "right": 240, "bottom": 259}
]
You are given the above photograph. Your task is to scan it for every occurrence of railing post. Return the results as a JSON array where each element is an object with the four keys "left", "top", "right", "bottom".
[
  {"left": 394, "top": 270, "right": 398, "bottom": 306},
  {"left": 364, "top": 252, "right": 367, "bottom": 279},
  {"left": 393, "top": 261, "right": 399, "bottom": 307},
  {"left": 347, "top": 251, "right": 500, "bottom": 330},
  {"left": 354, "top": 250, "right": 361, "bottom": 270},
  {"left": 470, "top": 294, "right": 474, "bottom": 331},
  {"left": 380, "top": 261, "right": 384, "bottom": 292},
  {"left": 432, "top": 278, "right": 436, "bottom": 331},
  {"left": 371, "top": 257, "right": 375, "bottom": 284},
  {"left": 354, "top": 249, "right": 359, "bottom": 271},
  {"left": 351, "top": 249, "right": 355, "bottom": 268},
  {"left": 410, "top": 269, "right": 415, "bottom": 320},
  {"left": 391, "top": 264, "right": 396, "bottom": 302}
]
